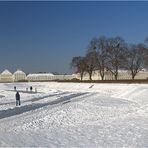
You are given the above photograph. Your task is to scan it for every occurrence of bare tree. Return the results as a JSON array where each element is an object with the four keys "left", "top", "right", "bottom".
[
  {"left": 144, "top": 37, "right": 148, "bottom": 67},
  {"left": 126, "top": 44, "right": 146, "bottom": 79},
  {"left": 85, "top": 51, "right": 97, "bottom": 80},
  {"left": 87, "top": 36, "right": 108, "bottom": 80},
  {"left": 96, "top": 36, "right": 108, "bottom": 80},
  {"left": 106, "top": 37, "right": 127, "bottom": 80},
  {"left": 71, "top": 36, "right": 148, "bottom": 81},
  {"left": 85, "top": 39, "right": 98, "bottom": 81},
  {"left": 71, "top": 56, "right": 87, "bottom": 81},
  {"left": 145, "top": 37, "right": 148, "bottom": 46}
]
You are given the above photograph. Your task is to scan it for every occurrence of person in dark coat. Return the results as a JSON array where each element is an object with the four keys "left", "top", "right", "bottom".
[
  {"left": 14, "top": 86, "right": 16, "bottom": 91},
  {"left": 16, "top": 91, "right": 21, "bottom": 106},
  {"left": 30, "top": 86, "right": 33, "bottom": 92}
]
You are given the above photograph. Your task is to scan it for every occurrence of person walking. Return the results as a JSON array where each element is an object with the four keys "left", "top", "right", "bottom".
[
  {"left": 30, "top": 86, "right": 33, "bottom": 92},
  {"left": 16, "top": 91, "right": 21, "bottom": 106},
  {"left": 14, "top": 86, "right": 16, "bottom": 91}
]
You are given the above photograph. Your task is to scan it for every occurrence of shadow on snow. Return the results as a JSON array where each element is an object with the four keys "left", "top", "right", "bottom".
[
  {"left": 0, "top": 92, "right": 87, "bottom": 120},
  {"left": 0, "top": 91, "right": 68, "bottom": 106}
]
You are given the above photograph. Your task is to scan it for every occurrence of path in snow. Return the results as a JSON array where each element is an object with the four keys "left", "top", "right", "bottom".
[
  {"left": 0, "top": 91, "right": 67, "bottom": 106},
  {"left": 0, "top": 92, "right": 90, "bottom": 119}
]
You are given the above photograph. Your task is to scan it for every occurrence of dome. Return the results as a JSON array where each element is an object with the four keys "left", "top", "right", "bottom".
[
  {"left": 1, "top": 69, "right": 12, "bottom": 75},
  {"left": 14, "top": 69, "right": 26, "bottom": 75}
]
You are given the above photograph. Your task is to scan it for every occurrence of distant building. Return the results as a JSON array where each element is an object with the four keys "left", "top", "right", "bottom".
[
  {"left": 0, "top": 69, "right": 13, "bottom": 82},
  {"left": 52, "top": 74, "right": 75, "bottom": 80},
  {"left": 13, "top": 69, "right": 27, "bottom": 82},
  {"left": 27, "top": 73, "right": 54, "bottom": 81},
  {"left": 75, "top": 69, "right": 148, "bottom": 80},
  {"left": 75, "top": 70, "right": 100, "bottom": 80},
  {"left": 0, "top": 69, "right": 76, "bottom": 82}
]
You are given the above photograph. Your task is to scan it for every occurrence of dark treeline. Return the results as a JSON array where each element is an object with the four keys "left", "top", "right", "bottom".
[{"left": 71, "top": 36, "right": 148, "bottom": 81}]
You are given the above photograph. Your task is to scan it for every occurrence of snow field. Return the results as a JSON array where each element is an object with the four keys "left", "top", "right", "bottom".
[{"left": 0, "top": 82, "right": 148, "bottom": 147}]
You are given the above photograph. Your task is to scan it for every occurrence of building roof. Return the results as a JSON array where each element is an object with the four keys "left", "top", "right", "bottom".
[
  {"left": 27, "top": 73, "right": 54, "bottom": 77},
  {"left": 14, "top": 69, "right": 26, "bottom": 75},
  {"left": 1, "top": 69, "right": 13, "bottom": 75}
]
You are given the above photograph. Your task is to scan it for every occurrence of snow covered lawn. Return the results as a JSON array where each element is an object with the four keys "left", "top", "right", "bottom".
[{"left": 0, "top": 82, "right": 148, "bottom": 147}]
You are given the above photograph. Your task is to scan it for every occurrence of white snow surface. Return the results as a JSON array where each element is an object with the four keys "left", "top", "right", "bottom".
[{"left": 0, "top": 82, "right": 148, "bottom": 147}]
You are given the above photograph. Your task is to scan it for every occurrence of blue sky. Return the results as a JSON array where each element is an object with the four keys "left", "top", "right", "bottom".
[{"left": 0, "top": 1, "right": 148, "bottom": 74}]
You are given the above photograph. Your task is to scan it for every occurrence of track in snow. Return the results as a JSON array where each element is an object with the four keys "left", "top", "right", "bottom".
[
  {"left": 0, "top": 91, "right": 68, "bottom": 106},
  {"left": 0, "top": 92, "right": 89, "bottom": 119}
]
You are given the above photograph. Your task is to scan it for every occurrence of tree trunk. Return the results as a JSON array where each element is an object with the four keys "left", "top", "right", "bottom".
[
  {"left": 132, "top": 75, "right": 135, "bottom": 80},
  {"left": 131, "top": 72, "right": 136, "bottom": 80},
  {"left": 101, "top": 75, "right": 104, "bottom": 80},
  {"left": 89, "top": 72, "right": 92, "bottom": 81},
  {"left": 131, "top": 70, "right": 136, "bottom": 80},
  {"left": 100, "top": 70, "right": 104, "bottom": 80},
  {"left": 114, "top": 73, "right": 118, "bottom": 80},
  {"left": 80, "top": 72, "right": 84, "bottom": 81}
]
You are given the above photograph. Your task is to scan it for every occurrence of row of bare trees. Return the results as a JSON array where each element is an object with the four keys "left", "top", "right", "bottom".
[{"left": 71, "top": 36, "right": 148, "bottom": 81}]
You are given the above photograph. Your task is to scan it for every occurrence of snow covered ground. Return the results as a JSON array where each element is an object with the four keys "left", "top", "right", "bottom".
[{"left": 0, "top": 82, "right": 148, "bottom": 147}]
